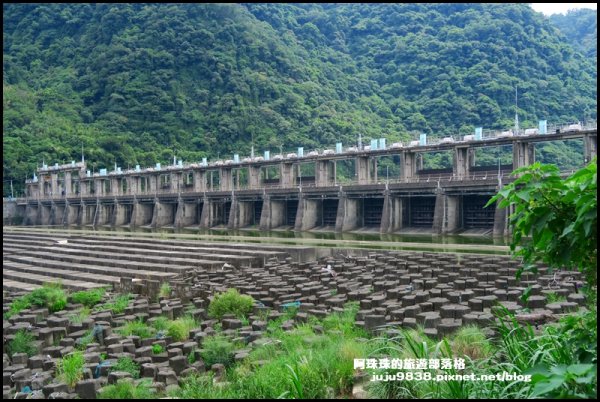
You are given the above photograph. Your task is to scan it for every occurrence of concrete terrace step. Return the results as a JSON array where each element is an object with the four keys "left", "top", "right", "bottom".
[
  {"left": 4, "top": 232, "right": 296, "bottom": 261},
  {"left": 3, "top": 238, "right": 262, "bottom": 265},
  {"left": 2, "top": 253, "right": 187, "bottom": 280},
  {"left": 3, "top": 234, "right": 284, "bottom": 266},
  {"left": 3, "top": 269, "right": 106, "bottom": 291},
  {"left": 66, "top": 239, "right": 277, "bottom": 264},
  {"left": 3, "top": 257, "right": 177, "bottom": 283},
  {"left": 2, "top": 247, "right": 218, "bottom": 273},
  {"left": 2, "top": 279, "right": 41, "bottom": 293},
  {"left": 3, "top": 260, "right": 122, "bottom": 286},
  {"left": 72, "top": 237, "right": 291, "bottom": 258},
  {"left": 3, "top": 242, "right": 253, "bottom": 268},
  {"left": 2, "top": 234, "right": 70, "bottom": 245}
]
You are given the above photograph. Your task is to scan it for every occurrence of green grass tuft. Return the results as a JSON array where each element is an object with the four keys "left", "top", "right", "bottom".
[
  {"left": 97, "top": 378, "right": 155, "bottom": 399},
  {"left": 7, "top": 330, "right": 38, "bottom": 358},
  {"left": 56, "top": 350, "right": 86, "bottom": 388},
  {"left": 208, "top": 288, "right": 254, "bottom": 320},
  {"left": 70, "top": 287, "right": 108, "bottom": 308},
  {"left": 110, "top": 356, "right": 140, "bottom": 379},
  {"left": 117, "top": 320, "right": 155, "bottom": 339}
]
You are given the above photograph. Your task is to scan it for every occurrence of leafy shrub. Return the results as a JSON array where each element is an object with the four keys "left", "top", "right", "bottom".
[
  {"left": 30, "top": 282, "right": 67, "bottom": 312},
  {"left": 201, "top": 335, "right": 236, "bottom": 367},
  {"left": 167, "top": 315, "right": 198, "bottom": 342},
  {"left": 111, "top": 357, "right": 140, "bottom": 379},
  {"left": 5, "top": 283, "right": 68, "bottom": 319},
  {"left": 97, "top": 378, "right": 156, "bottom": 399},
  {"left": 70, "top": 288, "right": 107, "bottom": 308},
  {"left": 57, "top": 351, "right": 86, "bottom": 388},
  {"left": 152, "top": 344, "right": 164, "bottom": 354},
  {"left": 7, "top": 330, "right": 38, "bottom": 358},
  {"left": 188, "top": 347, "right": 198, "bottom": 364},
  {"left": 4, "top": 296, "right": 31, "bottom": 319},
  {"left": 208, "top": 288, "right": 254, "bottom": 320},
  {"left": 117, "top": 320, "right": 155, "bottom": 339}
]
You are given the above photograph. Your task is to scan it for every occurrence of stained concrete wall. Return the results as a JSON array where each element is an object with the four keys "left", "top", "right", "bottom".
[
  {"left": 112, "top": 203, "right": 132, "bottom": 226},
  {"left": 316, "top": 161, "right": 335, "bottom": 187},
  {"left": 433, "top": 193, "right": 461, "bottom": 234},
  {"left": 295, "top": 198, "right": 322, "bottom": 231},
  {"left": 24, "top": 204, "right": 38, "bottom": 226},
  {"left": 175, "top": 200, "right": 199, "bottom": 228},
  {"left": 280, "top": 164, "right": 297, "bottom": 188},
  {"left": 335, "top": 196, "right": 361, "bottom": 232},
  {"left": 228, "top": 200, "right": 255, "bottom": 229},
  {"left": 95, "top": 204, "right": 114, "bottom": 226},
  {"left": 79, "top": 203, "right": 95, "bottom": 225},
  {"left": 65, "top": 204, "right": 79, "bottom": 225},
  {"left": 151, "top": 201, "right": 176, "bottom": 227},
  {"left": 493, "top": 202, "right": 508, "bottom": 237},
  {"left": 131, "top": 202, "right": 154, "bottom": 227},
  {"left": 259, "top": 198, "right": 286, "bottom": 230},
  {"left": 3, "top": 200, "right": 26, "bottom": 225},
  {"left": 584, "top": 133, "right": 597, "bottom": 163},
  {"left": 200, "top": 200, "right": 226, "bottom": 228},
  {"left": 49, "top": 203, "right": 66, "bottom": 226},
  {"left": 380, "top": 193, "right": 403, "bottom": 233},
  {"left": 513, "top": 141, "right": 535, "bottom": 170}
]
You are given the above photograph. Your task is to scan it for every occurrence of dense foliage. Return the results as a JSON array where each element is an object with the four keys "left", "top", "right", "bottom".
[
  {"left": 4, "top": 282, "right": 67, "bottom": 319},
  {"left": 208, "top": 288, "right": 255, "bottom": 320},
  {"left": 3, "top": 3, "right": 597, "bottom": 195},
  {"left": 487, "top": 158, "right": 597, "bottom": 288},
  {"left": 549, "top": 8, "right": 597, "bottom": 59}
]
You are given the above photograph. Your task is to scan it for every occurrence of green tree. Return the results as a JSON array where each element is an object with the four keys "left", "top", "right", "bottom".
[{"left": 487, "top": 158, "right": 597, "bottom": 291}]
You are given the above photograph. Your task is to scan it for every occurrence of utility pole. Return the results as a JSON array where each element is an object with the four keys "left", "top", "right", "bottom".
[{"left": 514, "top": 85, "right": 519, "bottom": 135}]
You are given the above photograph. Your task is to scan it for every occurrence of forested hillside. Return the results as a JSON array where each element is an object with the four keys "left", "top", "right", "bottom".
[
  {"left": 3, "top": 3, "right": 597, "bottom": 195},
  {"left": 549, "top": 8, "right": 597, "bottom": 59}
]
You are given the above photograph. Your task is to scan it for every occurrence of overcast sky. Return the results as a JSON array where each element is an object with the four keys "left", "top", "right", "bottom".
[{"left": 529, "top": 3, "right": 597, "bottom": 16}]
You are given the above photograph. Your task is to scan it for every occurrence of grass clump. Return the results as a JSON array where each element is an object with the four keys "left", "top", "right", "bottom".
[
  {"left": 117, "top": 320, "right": 155, "bottom": 339},
  {"left": 70, "top": 287, "right": 107, "bottom": 308},
  {"left": 75, "top": 329, "right": 95, "bottom": 351},
  {"left": 68, "top": 307, "right": 91, "bottom": 324},
  {"left": 111, "top": 356, "right": 140, "bottom": 379},
  {"left": 208, "top": 288, "right": 254, "bottom": 320},
  {"left": 4, "top": 297, "right": 32, "bottom": 320},
  {"left": 167, "top": 315, "right": 198, "bottom": 342},
  {"left": 200, "top": 335, "right": 237, "bottom": 367},
  {"left": 94, "top": 293, "right": 132, "bottom": 314},
  {"left": 159, "top": 283, "right": 171, "bottom": 298},
  {"left": 188, "top": 347, "right": 197, "bottom": 364},
  {"left": 97, "top": 378, "right": 155, "bottom": 399},
  {"left": 7, "top": 330, "right": 38, "bottom": 358},
  {"left": 177, "top": 305, "right": 375, "bottom": 399},
  {"left": 151, "top": 316, "right": 170, "bottom": 332},
  {"left": 56, "top": 351, "right": 86, "bottom": 388},
  {"left": 546, "top": 292, "right": 568, "bottom": 304},
  {"left": 152, "top": 344, "right": 164, "bottom": 354},
  {"left": 5, "top": 283, "right": 68, "bottom": 319},
  {"left": 29, "top": 282, "right": 68, "bottom": 313},
  {"left": 450, "top": 325, "right": 494, "bottom": 360}
]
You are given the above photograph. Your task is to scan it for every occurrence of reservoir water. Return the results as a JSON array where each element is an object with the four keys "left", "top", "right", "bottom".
[{"left": 17, "top": 225, "right": 512, "bottom": 256}]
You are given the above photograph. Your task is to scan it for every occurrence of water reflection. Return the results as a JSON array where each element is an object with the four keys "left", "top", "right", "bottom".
[{"left": 58, "top": 225, "right": 508, "bottom": 247}]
